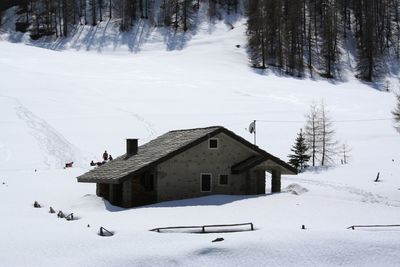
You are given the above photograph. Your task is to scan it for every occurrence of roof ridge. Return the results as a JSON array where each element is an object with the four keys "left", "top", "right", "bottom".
[{"left": 167, "top": 125, "right": 223, "bottom": 133}]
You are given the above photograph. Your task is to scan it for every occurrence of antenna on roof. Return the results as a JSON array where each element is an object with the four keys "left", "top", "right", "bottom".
[{"left": 248, "top": 120, "right": 256, "bottom": 145}]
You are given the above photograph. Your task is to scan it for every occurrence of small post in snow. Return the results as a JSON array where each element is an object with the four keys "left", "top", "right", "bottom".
[
  {"left": 33, "top": 201, "right": 41, "bottom": 208},
  {"left": 375, "top": 172, "right": 380, "bottom": 182},
  {"left": 57, "top": 211, "right": 65, "bottom": 218},
  {"left": 99, "top": 227, "right": 114, "bottom": 237},
  {"left": 65, "top": 213, "right": 74, "bottom": 221}
]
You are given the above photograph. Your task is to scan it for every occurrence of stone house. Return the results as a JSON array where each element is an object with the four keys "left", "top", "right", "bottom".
[{"left": 77, "top": 126, "right": 297, "bottom": 208}]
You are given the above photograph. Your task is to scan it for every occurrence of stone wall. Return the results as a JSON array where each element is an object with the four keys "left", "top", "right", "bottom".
[
  {"left": 156, "top": 132, "right": 261, "bottom": 202},
  {"left": 121, "top": 171, "right": 157, "bottom": 207}
]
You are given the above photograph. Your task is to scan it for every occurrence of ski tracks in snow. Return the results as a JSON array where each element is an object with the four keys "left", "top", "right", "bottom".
[
  {"left": 131, "top": 113, "right": 157, "bottom": 142},
  {"left": 284, "top": 177, "right": 400, "bottom": 208},
  {"left": 1, "top": 94, "right": 84, "bottom": 169},
  {"left": 15, "top": 104, "right": 84, "bottom": 168}
]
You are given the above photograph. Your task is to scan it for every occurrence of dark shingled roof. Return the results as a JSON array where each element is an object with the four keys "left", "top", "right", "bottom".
[
  {"left": 77, "top": 126, "right": 222, "bottom": 184},
  {"left": 77, "top": 126, "right": 297, "bottom": 184}
]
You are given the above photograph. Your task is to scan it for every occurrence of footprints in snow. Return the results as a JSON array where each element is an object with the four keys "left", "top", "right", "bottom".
[
  {"left": 15, "top": 104, "right": 83, "bottom": 169},
  {"left": 2, "top": 94, "right": 156, "bottom": 169},
  {"left": 118, "top": 108, "right": 157, "bottom": 142}
]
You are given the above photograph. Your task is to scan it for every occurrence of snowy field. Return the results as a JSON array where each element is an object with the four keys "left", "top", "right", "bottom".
[{"left": 1, "top": 18, "right": 400, "bottom": 266}]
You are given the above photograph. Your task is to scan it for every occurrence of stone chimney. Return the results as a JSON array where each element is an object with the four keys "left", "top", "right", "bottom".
[{"left": 126, "top": 139, "right": 138, "bottom": 156}]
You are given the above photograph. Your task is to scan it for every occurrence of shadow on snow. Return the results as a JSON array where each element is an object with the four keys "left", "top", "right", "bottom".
[{"left": 103, "top": 194, "right": 270, "bottom": 212}]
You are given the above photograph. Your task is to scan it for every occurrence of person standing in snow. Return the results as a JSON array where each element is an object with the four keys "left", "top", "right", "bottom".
[{"left": 103, "top": 150, "right": 108, "bottom": 162}]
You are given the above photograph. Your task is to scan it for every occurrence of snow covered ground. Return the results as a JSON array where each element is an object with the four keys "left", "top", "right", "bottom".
[{"left": 1, "top": 18, "right": 400, "bottom": 266}]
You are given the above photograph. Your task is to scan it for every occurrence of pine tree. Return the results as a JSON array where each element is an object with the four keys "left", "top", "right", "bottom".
[
  {"left": 320, "top": 0, "right": 340, "bottom": 78},
  {"left": 393, "top": 94, "right": 400, "bottom": 133},
  {"left": 288, "top": 129, "right": 311, "bottom": 172},
  {"left": 90, "top": 0, "right": 97, "bottom": 26}
]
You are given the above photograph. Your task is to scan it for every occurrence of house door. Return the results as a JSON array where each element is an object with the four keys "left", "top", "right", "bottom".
[{"left": 201, "top": 174, "right": 212, "bottom": 192}]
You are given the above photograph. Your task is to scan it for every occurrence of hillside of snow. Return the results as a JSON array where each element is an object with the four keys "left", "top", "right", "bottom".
[{"left": 1, "top": 18, "right": 400, "bottom": 267}]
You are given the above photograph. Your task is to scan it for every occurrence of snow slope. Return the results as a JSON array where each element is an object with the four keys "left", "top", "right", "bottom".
[{"left": 1, "top": 18, "right": 400, "bottom": 266}]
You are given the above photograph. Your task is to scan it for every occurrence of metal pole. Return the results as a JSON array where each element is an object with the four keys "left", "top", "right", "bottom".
[{"left": 254, "top": 120, "right": 256, "bottom": 145}]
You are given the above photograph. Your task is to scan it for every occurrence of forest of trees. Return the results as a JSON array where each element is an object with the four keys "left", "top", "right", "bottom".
[
  {"left": 0, "top": 1, "right": 15, "bottom": 20},
  {"left": 5, "top": 0, "right": 238, "bottom": 38},
  {"left": 2, "top": 1, "right": 400, "bottom": 82},
  {"left": 247, "top": 0, "right": 400, "bottom": 81}
]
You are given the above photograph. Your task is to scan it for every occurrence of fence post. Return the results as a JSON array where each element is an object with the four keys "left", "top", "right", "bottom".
[
  {"left": 202, "top": 226, "right": 205, "bottom": 233},
  {"left": 250, "top": 223, "right": 254, "bottom": 231}
]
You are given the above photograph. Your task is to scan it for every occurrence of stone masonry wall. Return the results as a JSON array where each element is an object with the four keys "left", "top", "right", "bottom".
[{"left": 156, "top": 132, "right": 260, "bottom": 202}]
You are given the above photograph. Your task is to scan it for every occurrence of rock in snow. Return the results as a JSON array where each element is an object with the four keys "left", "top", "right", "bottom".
[{"left": 283, "top": 184, "right": 309, "bottom": 195}]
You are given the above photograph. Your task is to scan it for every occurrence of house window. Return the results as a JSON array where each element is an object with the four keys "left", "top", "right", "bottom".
[
  {"left": 209, "top": 138, "right": 218, "bottom": 149},
  {"left": 219, "top": 174, "right": 229, "bottom": 185},
  {"left": 200, "top": 174, "right": 212, "bottom": 192}
]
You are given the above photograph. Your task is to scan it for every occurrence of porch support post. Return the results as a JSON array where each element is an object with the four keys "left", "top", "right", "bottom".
[
  {"left": 271, "top": 169, "right": 281, "bottom": 193},
  {"left": 96, "top": 183, "right": 101, "bottom": 196}
]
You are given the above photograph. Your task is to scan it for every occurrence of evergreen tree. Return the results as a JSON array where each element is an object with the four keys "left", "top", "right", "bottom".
[
  {"left": 90, "top": 0, "right": 97, "bottom": 26},
  {"left": 320, "top": 0, "right": 340, "bottom": 78},
  {"left": 288, "top": 129, "right": 311, "bottom": 171}
]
